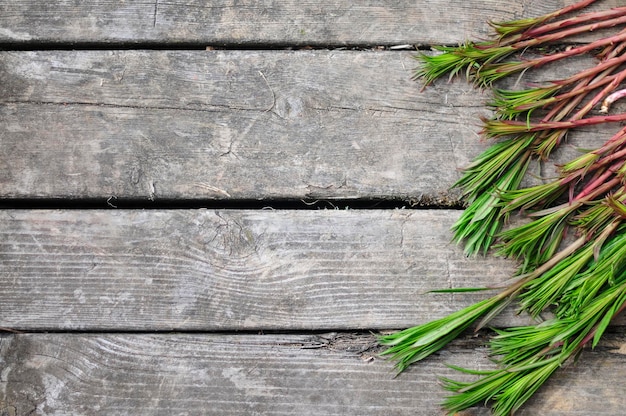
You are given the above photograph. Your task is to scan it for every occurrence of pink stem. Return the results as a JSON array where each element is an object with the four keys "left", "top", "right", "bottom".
[
  {"left": 536, "top": 32, "right": 626, "bottom": 66},
  {"left": 492, "top": 32, "right": 626, "bottom": 75},
  {"left": 533, "top": 46, "right": 626, "bottom": 152},
  {"left": 590, "top": 126, "right": 626, "bottom": 156},
  {"left": 515, "top": 14, "right": 626, "bottom": 50},
  {"left": 552, "top": 53, "right": 626, "bottom": 87},
  {"left": 577, "top": 68, "right": 626, "bottom": 115},
  {"left": 498, "top": 112, "right": 626, "bottom": 132},
  {"left": 534, "top": 0, "right": 599, "bottom": 23},
  {"left": 537, "top": 45, "right": 626, "bottom": 123},
  {"left": 574, "top": 162, "right": 623, "bottom": 202},
  {"left": 601, "top": 88, "right": 626, "bottom": 113},
  {"left": 523, "top": 7, "right": 626, "bottom": 39},
  {"left": 517, "top": 70, "right": 625, "bottom": 112},
  {"left": 595, "top": 145, "right": 626, "bottom": 167}
]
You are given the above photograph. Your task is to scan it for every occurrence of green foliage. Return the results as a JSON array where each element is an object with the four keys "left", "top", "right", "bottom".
[
  {"left": 379, "top": 296, "right": 506, "bottom": 373},
  {"left": 414, "top": 43, "right": 514, "bottom": 87},
  {"left": 452, "top": 152, "right": 531, "bottom": 256},
  {"left": 380, "top": 1, "right": 626, "bottom": 414},
  {"left": 489, "top": 86, "right": 561, "bottom": 120}
]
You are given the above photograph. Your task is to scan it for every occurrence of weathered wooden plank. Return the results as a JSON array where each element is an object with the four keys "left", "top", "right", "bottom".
[
  {"left": 2, "top": 332, "right": 625, "bottom": 415},
  {"left": 0, "top": 209, "right": 529, "bottom": 331},
  {"left": 0, "top": 49, "right": 482, "bottom": 201},
  {"left": 0, "top": 50, "right": 616, "bottom": 201},
  {"left": 1, "top": 1, "right": 620, "bottom": 46}
]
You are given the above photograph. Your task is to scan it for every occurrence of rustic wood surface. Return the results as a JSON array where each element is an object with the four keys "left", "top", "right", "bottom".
[
  {"left": 0, "top": 209, "right": 523, "bottom": 331},
  {"left": 0, "top": 50, "right": 481, "bottom": 202},
  {"left": 2, "top": 332, "right": 626, "bottom": 416},
  {"left": 0, "top": 0, "right": 620, "bottom": 46},
  {"left": 0, "top": 50, "right": 616, "bottom": 201},
  {"left": 2, "top": 0, "right": 626, "bottom": 415}
]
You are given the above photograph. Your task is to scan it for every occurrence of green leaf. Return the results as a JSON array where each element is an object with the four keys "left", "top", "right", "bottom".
[{"left": 379, "top": 296, "right": 505, "bottom": 372}]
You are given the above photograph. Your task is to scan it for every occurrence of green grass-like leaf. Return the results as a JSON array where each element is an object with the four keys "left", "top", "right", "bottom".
[
  {"left": 497, "top": 206, "right": 576, "bottom": 272},
  {"left": 490, "top": 85, "right": 561, "bottom": 120},
  {"left": 452, "top": 150, "right": 532, "bottom": 256},
  {"left": 454, "top": 136, "right": 535, "bottom": 201},
  {"left": 414, "top": 43, "right": 515, "bottom": 87},
  {"left": 444, "top": 272, "right": 626, "bottom": 415},
  {"left": 518, "top": 242, "right": 595, "bottom": 317},
  {"left": 383, "top": 2, "right": 626, "bottom": 414},
  {"left": 379, "top": 296, "right": 506, "bottom": 373}
]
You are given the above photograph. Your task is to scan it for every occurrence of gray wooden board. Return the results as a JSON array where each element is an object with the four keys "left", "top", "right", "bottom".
[
  {"left": 0, "top": 50, "right": 618, "bottom": 201},
  {"left": 1, "top": 332, "right": 626, "bottom": 415},
  {"left": 0, "top": 209, "right": 537, "bottom": 331},
  {"left": 3, "top": 1, "right": 626, "bottom": 414},
  {"left": 0, "top": 0, "right": 621, "bottom": 46}
]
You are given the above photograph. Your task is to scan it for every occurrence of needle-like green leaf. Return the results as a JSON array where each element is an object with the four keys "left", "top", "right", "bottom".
[{"left": 380, "top": 2, "right": 626, "bottom": 414}]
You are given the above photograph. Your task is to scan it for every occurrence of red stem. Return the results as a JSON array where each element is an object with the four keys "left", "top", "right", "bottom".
[
  {"left": 515, "top": 66, "right": 626, "bottom": 110},
  {"left": 574, "top": 161, "right": 623, "bottom": 201},
  {"left": 585, "top": 126, "right": 626, "bottom": 159},
  {"left": 493, "top": 32, "right": 626, "bottom": 74},
  {"left": 533, "top": 42, "right": 626, "bottom": 153},
  {"left": 537, "top": 32, "right": 626, "bottom": 66},
  {"left": 517, "top": 70, "right": 624, "bottom": 112},
  {"left": 523, "top": 7, "right": 626, "bottom": 39},
  {"left": 540, "top": 78, "right": 594, "bottom": 123},
  {"left": 595, "top": 145, "right": 626, "bottom": 167},
  {"left": 552, "top": 53, "right": 626, "bottom": 87},
  {"left": 515, "top": 14, "right": 626, "bottom": 51},
  {"left": 576, "top": 68, "right": 626, "bottom": 117},
  {"left": 560, "top": 128, "right": 626, "bottom": 179},
  {"left": 502, "top": 112, "right": 626, "bottom": 132},
  {"left": 534, "top": 0, "right": 600, "bottom": 24}
]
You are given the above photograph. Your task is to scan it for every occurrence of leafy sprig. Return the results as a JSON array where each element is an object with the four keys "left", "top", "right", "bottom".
[{"left": 380, "top": 1, "right": 626, "bottom": 414}]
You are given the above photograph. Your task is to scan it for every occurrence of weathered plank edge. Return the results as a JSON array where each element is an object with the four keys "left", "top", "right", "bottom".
[
  {"left": 2, "top": 332, "right": 626, "bottom": 415},
  {"left": 0, "top": 209, "right": 532, "bottom": 331},
  {"left": 0, "top": 0, "right": 590, "bottom": 46},
  {"left": 0, "top": 50, "right": 619, "bottom": 201}
]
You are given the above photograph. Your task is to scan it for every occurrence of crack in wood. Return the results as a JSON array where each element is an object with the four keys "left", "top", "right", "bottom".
[
  {"left": 1, "top": 100, "right": 268, "bottom": 114},
  {"left": 153, "top": 0, "right": 159, "bottom": 28}
]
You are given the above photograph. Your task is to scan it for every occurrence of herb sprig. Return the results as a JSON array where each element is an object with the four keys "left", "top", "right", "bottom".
[{"left": 380, "top": 1, "right": 626, "bottom": 414}]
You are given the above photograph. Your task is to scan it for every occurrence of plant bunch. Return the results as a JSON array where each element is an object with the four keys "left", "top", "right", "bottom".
[{"left": 380, "top": 1, "right": 626, "bottom": 414}]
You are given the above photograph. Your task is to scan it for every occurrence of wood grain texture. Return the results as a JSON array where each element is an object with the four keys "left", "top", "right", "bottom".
[
  {"left": 0, "top": 209, "right": 530, "bottom": 331},
  {"left": 0, "top": 50, "right": 616, "bottom": 201},
  {"left": 1, "top": 0, "right": 620, "bottom": 46},
  {"left": 0, "top": 50, "right": 483, "bottom": 201},
  {"left": 2, "top": 332, "right": 626, "bottom": 415},
  {"left": 2, "top": 2, "right": 626, "bottom": 414}
]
